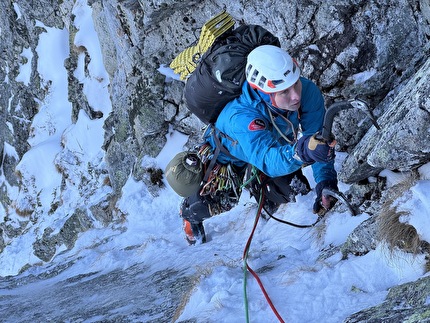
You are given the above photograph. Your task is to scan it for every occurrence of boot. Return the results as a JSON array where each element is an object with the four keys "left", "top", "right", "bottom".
[{"left": 183, "top": 219, "right": 206, "bottom": 245}]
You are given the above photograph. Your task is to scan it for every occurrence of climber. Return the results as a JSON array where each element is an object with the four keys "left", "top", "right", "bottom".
[{"left": 180, "top": 45, "right": 339, "bottom": 245}]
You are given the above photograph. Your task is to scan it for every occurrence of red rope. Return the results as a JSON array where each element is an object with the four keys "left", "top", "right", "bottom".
[{"left": 243, "top": 188, "right": 285, "bottom": 323}]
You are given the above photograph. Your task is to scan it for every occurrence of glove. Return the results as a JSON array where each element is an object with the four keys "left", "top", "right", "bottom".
[
  {"left": 313, "top": 180, "right": 339, "bottom": 215},
  {"left": 295, "top": 133, "right": 336, "bottom": 164}
]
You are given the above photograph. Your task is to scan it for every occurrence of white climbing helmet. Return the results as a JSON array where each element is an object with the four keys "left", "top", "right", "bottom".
[{"left": 245, "top": 45, "right": 300, "bottom": 93}]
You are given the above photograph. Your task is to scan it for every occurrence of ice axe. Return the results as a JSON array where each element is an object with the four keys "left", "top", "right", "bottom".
[
  {"left": 316, "top": 98, "right": 380, "bottom": 216},
  {"left": 319, "top": 98, "right": 381, "bottom": 142}
]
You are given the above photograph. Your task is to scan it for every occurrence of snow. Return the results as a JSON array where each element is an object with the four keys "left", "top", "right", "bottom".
[
  {"left": 379, "top": 169, "right": 412, "bottom": 187},
  {"left": 16, "top": 47, "right": 32, "bottom": 85},
  {"left": 349, "top": 68, "right": 377, "bottom": 85},
  {"left": 1, "top": 1, "right": 430, "bottom": 322},
  {"left": 397, "top": 180, "right": 430, "bottom": 242},
  {"left": 419, "top": 163, "right": 430, "bottom": 179},
  {"left": 12, "top": 2, "right": 22, "bottom": 20},
  {"left": 3, "top": 142, "right": 19, "bottom": 160},
  {"left": 158, "top": 64, "right": 182, "bottom": 82}
]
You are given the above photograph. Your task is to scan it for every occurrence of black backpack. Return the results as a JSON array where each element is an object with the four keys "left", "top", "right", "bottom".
[{"left": 184, "top": 24, "right": 280, "bottom": 125}]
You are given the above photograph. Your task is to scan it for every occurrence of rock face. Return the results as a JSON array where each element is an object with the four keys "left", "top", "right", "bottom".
[
  {"left": 0, "top": 0, "right": 430, "bottom": 320},
  {"left": 0, "top": 261, "right": 194, "bottom": 322},
  {"left": 345, "top": 275, "right": 430, "bottom": 322},
  {"left": 339, "top": 58, "right": 430, "bottom": 183}
]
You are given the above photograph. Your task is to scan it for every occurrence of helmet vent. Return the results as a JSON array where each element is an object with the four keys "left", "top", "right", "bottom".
[
  {"left": 246, "top": 64, "right": 253, "bottom": 76},
  {"left": 271, "top": 79, "right": 284, "bottom": 86},
  {"left": 258, "top": 76, "right": 266, "bottom": 88},
  {"left": 250, "top": 69, "right": 259, "bottom": 83}
]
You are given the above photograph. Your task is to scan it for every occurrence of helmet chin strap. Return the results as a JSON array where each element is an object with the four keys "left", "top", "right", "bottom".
[
  {"left": 269, "top": 93, "right": 278, "bottom": 108},
  {"left": 255, "top": 89, "right": 297, "bottom": 144},
  {"left": 255, "top": 88, "right": 279, "bottom": 108}
]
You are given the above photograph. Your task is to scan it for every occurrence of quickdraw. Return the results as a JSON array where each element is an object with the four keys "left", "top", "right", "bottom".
[
  {"left": 197, "top": 143, "right": 242, "bottom": 200},
  {"left": 197, "top": 143, "right": 213, "bottom": 164}
]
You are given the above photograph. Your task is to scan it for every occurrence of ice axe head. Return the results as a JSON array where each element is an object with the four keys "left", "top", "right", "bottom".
[
  {"left": 320, "top": 98, "right": 381, "bottom": 141},
  {"left": 349, "top": 98, "right": 381, "bottom": 130}
]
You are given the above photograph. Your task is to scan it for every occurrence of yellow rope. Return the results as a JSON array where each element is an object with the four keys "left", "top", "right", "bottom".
[{"left": 170, "top": 11, "right": 235, "bottom": 80}]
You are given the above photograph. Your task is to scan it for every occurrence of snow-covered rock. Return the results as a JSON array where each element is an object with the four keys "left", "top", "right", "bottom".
[{"left": 0, "top": 0, "right": 430, "bottom": 322}]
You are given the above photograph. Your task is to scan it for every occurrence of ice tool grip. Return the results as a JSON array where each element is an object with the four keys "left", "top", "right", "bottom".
[
  {"left": 321, "top": 98, "right": 381, "bottom": 142},
  {"left": 322, "top": 188, "right": 357, "bottom": 216}
]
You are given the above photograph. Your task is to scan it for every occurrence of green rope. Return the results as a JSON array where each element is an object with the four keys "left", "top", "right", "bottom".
[
  {"left": 241, "top": 166, "right": 259, "bottom": 189},
  {"left": 243, "top": 190, "right": 264, "bottom": 322},
  {"left": 242, "top": 168, "right": 263, "bottom": 322},
  {"left": 243, "top": 244, "right": 250, "bottom": 322}
]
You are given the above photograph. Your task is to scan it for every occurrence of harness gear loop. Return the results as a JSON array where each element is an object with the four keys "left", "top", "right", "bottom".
[{"left": 197, "top": 140, "right": 242, "bottom": 203}]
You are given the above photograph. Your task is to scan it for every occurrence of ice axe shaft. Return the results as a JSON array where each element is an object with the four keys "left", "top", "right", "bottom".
[
  {"left": 320, "top": 98, "right": 381, "bottom": 142},
  {"left": 322, "top": 188, "right": 357, "bottom": 216}
]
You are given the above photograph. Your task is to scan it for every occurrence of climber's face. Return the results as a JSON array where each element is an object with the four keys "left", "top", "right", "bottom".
[{"left": 272, "top": 79, "right": 302, "bottom": 111}]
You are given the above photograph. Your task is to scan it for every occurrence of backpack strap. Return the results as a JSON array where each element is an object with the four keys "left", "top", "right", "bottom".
[{"left": 203, "top": 125, "right": 237, "bottom": 182}]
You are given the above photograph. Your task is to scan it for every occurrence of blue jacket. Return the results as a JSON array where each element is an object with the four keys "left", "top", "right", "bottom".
[{"left": 205, "top": 77, "right": 337, "bottom": 184}]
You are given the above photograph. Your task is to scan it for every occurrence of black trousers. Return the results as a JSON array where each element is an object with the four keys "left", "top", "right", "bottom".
[
  {"left": 180, "top": 167, "right": 311, "bottom": 224},
  {"left": 247, "top": 168, "right": 311, "bottom": 204}
]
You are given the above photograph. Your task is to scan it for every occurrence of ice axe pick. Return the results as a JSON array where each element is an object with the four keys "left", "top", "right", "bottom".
[{"left": 320, "top": 98, "right": 381, "bottom": 142}]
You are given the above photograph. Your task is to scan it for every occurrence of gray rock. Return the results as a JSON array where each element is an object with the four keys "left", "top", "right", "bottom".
[
  {"left": 33, "top": 209, "right": 93, "bottom": 262},
  {"left": 345, "top": 275, "right": 430, "bottom": 323},
  {"left": 0, "top": 1, "right": 429, "bottom": 321},
  {"left": 0, "top": 261, "right": 196, "bottom": 322},
  {"left": 339, "top": 57, "right": 430, "bottom": 183},
  {"left": 340, "top": 216, "right": 379, "bottom": 260}
]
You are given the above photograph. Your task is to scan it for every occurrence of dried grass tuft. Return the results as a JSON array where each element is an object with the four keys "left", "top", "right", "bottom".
[
  {"left": 378, "top": 208, "right": 421, "bottom": 254},
  {"left": 377, "top": 173, "right": 423, "bottom": 255},
  {"left": 172, "top": 273, "right": 201, "bottom": 322}
]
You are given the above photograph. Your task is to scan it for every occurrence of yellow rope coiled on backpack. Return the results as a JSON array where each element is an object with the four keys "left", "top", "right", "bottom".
[{"left": 170, "top": 11, "right": 235, "bottom": 80}]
